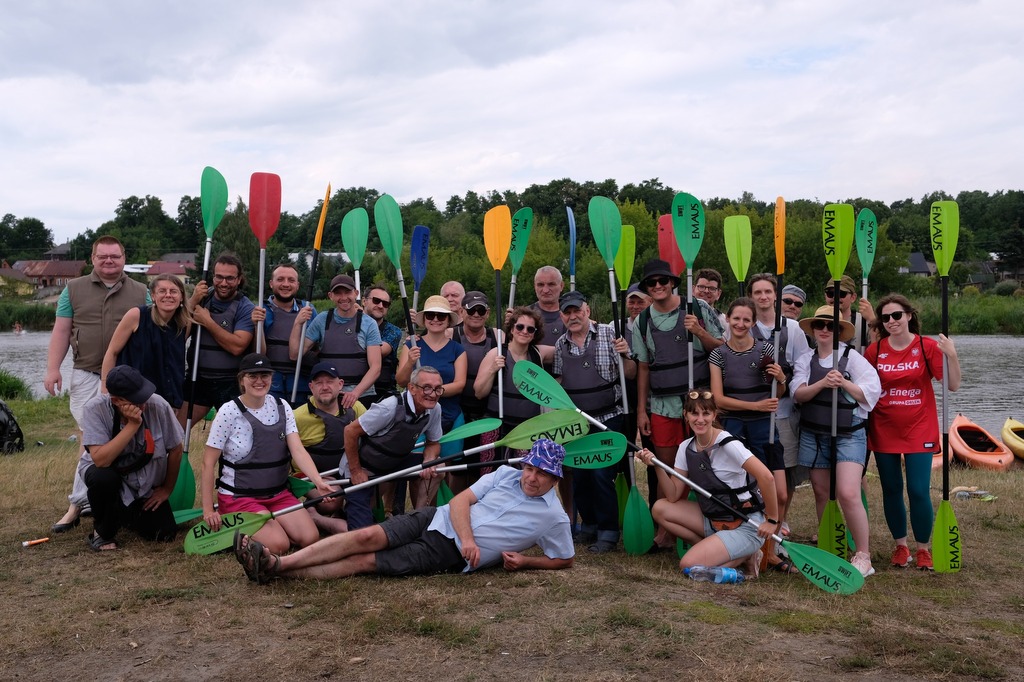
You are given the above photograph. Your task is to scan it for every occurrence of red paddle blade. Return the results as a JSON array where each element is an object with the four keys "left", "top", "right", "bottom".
[
  {"left": 658, "top": 214, "right": 685, "bottom": 276},
  {"left": 249, "top": 172, "right": 282, "bottom": 248}
]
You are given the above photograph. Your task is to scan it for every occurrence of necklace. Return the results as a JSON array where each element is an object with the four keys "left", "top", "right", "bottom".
[{"left": 695, "top": 430, "right": 715, "bottom": 450}]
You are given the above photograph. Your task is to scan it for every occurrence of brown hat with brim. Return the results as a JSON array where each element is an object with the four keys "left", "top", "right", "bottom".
[{"left": 799, "top": 305, "right": 856, "bottom": 343}]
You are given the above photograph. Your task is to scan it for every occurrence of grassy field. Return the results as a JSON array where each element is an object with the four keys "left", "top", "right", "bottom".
[{"left": 1, "top": 397, "right": 1022, "bottom": 681}]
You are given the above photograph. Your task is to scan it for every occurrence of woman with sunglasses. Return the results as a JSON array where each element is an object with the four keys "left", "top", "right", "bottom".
[
  {"left": 474, "top": 307, "right": 554, "bottom": 456},
  {"left": 863, "top": 294, "right": 960, "bottom": 571},
  {"left": 635, "top": 391, "right": 779, "bottom": 577},
  {"left": 708, "top": 298, "right": 787, "bottom": 479},
  {"left": 792, "top": 306, "right": 881, "bottom": 577}
]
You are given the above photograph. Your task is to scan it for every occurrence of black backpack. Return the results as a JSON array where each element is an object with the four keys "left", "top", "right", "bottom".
[{"left": 0, "top": 399, "right": 25, "bottom": 455}]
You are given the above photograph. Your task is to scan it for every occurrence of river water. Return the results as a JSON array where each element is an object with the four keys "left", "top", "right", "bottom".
[{"left": 0, "top": 331, "right": 1021, "bottom": 437}]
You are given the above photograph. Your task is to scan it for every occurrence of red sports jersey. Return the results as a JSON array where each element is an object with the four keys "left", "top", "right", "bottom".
[{"left": 864, "top": 335, "right": 944, "bottom": 454}]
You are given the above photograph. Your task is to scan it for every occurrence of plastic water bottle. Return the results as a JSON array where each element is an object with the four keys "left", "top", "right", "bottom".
[{"left": 682, "top": 565, "right": 746, "bottom": 584}]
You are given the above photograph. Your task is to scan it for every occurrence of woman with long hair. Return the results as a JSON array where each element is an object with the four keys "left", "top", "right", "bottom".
[
  {"left": 863, "top": 294, "right": 961, "bottom": 570},
  {"left": 635, "top": 391, "right": 779, "bottom": 576}
]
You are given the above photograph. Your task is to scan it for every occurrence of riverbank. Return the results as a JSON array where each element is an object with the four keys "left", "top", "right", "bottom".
[{"left": 1, "top": 396, "right": 1022, "bottom": 680}]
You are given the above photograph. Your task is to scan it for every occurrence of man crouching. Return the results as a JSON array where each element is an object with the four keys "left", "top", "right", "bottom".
[{"left": 235, "top": 439, "right": 574, "bottom": 583}]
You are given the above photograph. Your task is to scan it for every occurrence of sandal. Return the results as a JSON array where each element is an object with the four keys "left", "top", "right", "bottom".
[
  {"left": 243, "top": 539, "right": 281, "bottom": 584},
  {"left": 233, "top": 531, "right": 248, "bottom": 566},
  {"left": 768, "top": 557, "right": 800, "bottom": 574},
  {"left": 87, "top": 531, "right": 118, "bottom": 552}
]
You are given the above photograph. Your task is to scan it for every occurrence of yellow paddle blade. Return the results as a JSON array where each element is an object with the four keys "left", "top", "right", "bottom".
[
  {"left": 484, "top": 205, "right": 512, "bottom": 271},
  {"left": 774, "top": 196, "right": 786, "bottom": 274}
]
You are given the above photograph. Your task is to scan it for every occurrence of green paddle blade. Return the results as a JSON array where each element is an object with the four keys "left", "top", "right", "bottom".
[
  {"left": 483, "top": 205, "right": 513, "bottom": 271},
  {"left": 822, "top": 204, "right": 855, "bottom": 281},
  {"left": 624, "top": 486, "right": 655, "bottom": 556},
  {"left": 782, "top": 538, "right": 865, "bottom": 594},
  {"left": 499, "top": 409, "right": 589, "bottom": 450},
  {"left": 588, "top": 196, "right": 622, "bottom": 268},
  {"left": 373, "top": 492, "right": 387, "bottom": 522},
  {"left": 441, "top": 417, "right": 503, "bottom": 443},
  {"left": 817, "top": 500, "right": 848, "bottom": 560},
  {"left": 933, "top": 500, "right": 962, "bottom": 573},
  {"left": 930, "top": 200, "right": 960, "bottom": 277},
  {"left": 200, "top": 166, "right": 228, "bottom": 238},
  {"left": 509, "top": 207, "right": 534, "bottom": 273},
  {"left": 173, "top": 507, "right": 204, "bottom": 525},
  {"left": 562, "top": 432, "right": 627, "bottom": 469},
  {"left": 436, "top": 480, "right": 455, "bottom": 506},
  {"left": 288, "top": 475, "right": 317, "bottom": 498},
  {"left": 671, "top": 192, "right": 706, "bottom": 266},
  {"left": 511, "top": 359, "right": 574, "bottom": 411},
  {"left": 341, "top": 207, "right": 369, "bottom": 269},
  {"left": 183, "top": 512, "right": 269, "bottom": 555},
  {"left": 723, "top": 216, "right": 752, "bottom": 284},
  {"left": 374, "top": 194, "right": 404, "bottom": 268},
  {"left": 614, "top": 472, "right": 628, "bottom": 527},
  {"left": 615, "top": 225, "right": 636, "bottom": 291},
  {"left": 168, "top": 456, "right": 195, "bottom": 512},
  {"left": 855, "top": 208, "right": 877, "bottom": 277}
]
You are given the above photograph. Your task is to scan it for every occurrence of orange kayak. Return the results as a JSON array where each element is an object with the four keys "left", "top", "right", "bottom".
[
  {"left": 950, "top": 414, "right": 1014, "bottom": 472},
  {"left": 931, "top": 445, "right": 953, "bottom": 470},
  {"left": 1001, "top": 418, "right": 1024, "bottom": 460}
]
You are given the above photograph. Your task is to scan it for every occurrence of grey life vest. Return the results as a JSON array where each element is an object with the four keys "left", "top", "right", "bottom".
[
  {"left": 685, "top": 436, "right": 764, "bottom": 522},
  {"left": 720, "top": 339, "right": 772, "bottom": 419},
  {"left": 373, "top": 321, "right": 400, "bottom": 398},
  {"left": 304, "top": 400, "right": 357, "bottom": 472},
  {"left": 358, "top": 393, "right": 432, "bottom": 473},
  {"left": 453, "top": 326, "right": 498, "bottom": 416},
  {"left": 217, "top": 398, "right": 290, "bottom": 497},
  {"left": 558, "top": 331, "right": 618, "bottom": 418},
  {"left": 198, "top": 294, "right": 244, "bottom": 379},
  {"left": 801, "top": 346, "right": 863, "bottom": 434},
  {"left": 639, "top": 306, "right": 709, "bottom": 395},
  {"left": 486, "top": 346, "right": 543, "bottom": 427},
  {"left": 264, "top": 299, "right": 311, "bottom": 376},
  {"left": 320, "top": 310, "right": 370, "bottom": 385},
  {"left": 530, "top": 303, "right": 565, "bottom": 346}
]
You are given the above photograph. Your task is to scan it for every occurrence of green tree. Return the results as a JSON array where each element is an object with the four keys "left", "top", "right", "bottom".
[{"left": 1, "top": 214, "right": 54, "bottom": 260}]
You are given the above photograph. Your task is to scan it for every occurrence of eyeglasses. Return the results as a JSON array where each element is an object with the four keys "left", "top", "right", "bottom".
[
  {"left": 824, "top": 289, "right": 852, "bottom": 299},
  {"left": 413, "top": 383, "right": 445, "bottom": 397},
  {"left": 644, "top": 276, "right": 673, "bottom": 288},
  {"left": 423, "top": 311, "right": 449, "bottom": 322},
  {"left": 687, "top": 391, "right": 713, "bottom": 400},
  {"left": 94, "top": 254, "right": 123, "bottom": 262},
  {"left": 370, "top": 296, "right": 391, "bottom": 308},
  {"left": 695, "top": 284, "right": 719, "bottom": 294},
  {"left": 880, "top": 310, "right": 908, "bottom": 323},
  {"left": 244, "top": 372, "right": 273, "bottom": 381},
  {"left": 514, "top": 323, "right": 537, "bottom": 334},
  {"left": 781, "top": 298, "right": 804, "bottom": 308},
  {"left": 466, "top": 306, "right": 488, "bottom": 317},
  {"left": 213, "top": 274, "right": 238, "bottom": 283},
  {"left": 810, "top": 320, "right": 835, "bottom": 332}
]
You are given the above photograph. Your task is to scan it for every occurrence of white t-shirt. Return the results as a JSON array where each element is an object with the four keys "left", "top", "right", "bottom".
[
  {"left": 207, "top": 397, "right": 298, "bottom": 461},
  {"left": 674, "top": 431, "right": 755, "bottom": 501}
]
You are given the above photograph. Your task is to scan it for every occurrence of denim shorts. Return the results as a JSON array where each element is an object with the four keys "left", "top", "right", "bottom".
[
  {"left": 702, "top": 512, "right": 765, "bottom": 561},
  {"left": 798, "top": 419, "right": 867, "bottom": 469}
]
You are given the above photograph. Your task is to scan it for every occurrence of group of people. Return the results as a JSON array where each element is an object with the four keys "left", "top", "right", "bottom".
[{"left": 42, "top": 234, "right": 962, "bottom": 585}]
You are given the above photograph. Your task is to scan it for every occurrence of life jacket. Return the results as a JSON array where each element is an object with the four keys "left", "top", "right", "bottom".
[
  {"left": 109, "top": 408, "right": 156, "bottom": 475},
  {"left": 320, "top": 310, "right": 370, "bottom": 386},
  {"left": 800, "top": 346, "right": 863, "bottom": 434},
  {"left": 304, "top": 400, "right": 356, "bottom": 473},
  {"left": 197, "top": 293, "right": 244, "bottom": 379},
  {"left": 719, "top": 338, "right": 771, "bottom": 419},
  {"left": 217, "top": 398, "right": 291, "bottom": 497},
  {"left": 684, "top": 435, "right": 764, "bottom": 522},
  {"left": 529, "top": 303, "right": 565, "bottom": 346},
  {"left": 486, "top": 346, "right": 543, "bottom": 427},
  {"left": 264, "top": 298, "right": 312, "bottom": 377},
  {"left": 637, "top": 306, "right": 709, "bottom": 395},
  {"left": 373, "top": 320, "right": 401, "bottom": 399},
  {"left": 557, "top": 327, "right": 619, "bottom": 418},
  {"left": 119, "top": 305, "right": 187, "bottom": 409},
  {"left": 358, "top": 393, "right": 433, "bottom": 473},
  {"left": 453, "top": 325, "right": 498, "bottom": 417}
]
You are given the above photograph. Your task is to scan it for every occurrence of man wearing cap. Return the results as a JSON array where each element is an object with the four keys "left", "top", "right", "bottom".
[
  {"left": 182, "top": 252, "right": 257, "bottom": 424},
  {"left": 235, "top": 438, "right": 575, "bottom": 582},
  {"left": 780, "top": 284, "right": 807, "bottom": 321},
  {"left": 824, "top": 274, "right": 876, "bottom": 347},
  {"left": 632, "top": 259, "right": 725, "bottom": 544},
  {"left": 250, "top": 264, "right": 318, "bottom": 403},
  {"left": 294, "top": 361, "right": 367, "bottom": 534},
  {"left": 362, "top": 284, "right": 404, "bottom": 404},
  {"left": 341, "top": 366, "right": 445, "bottom": 530},
  {"left": 553, "top": 290, "right": 635, "bottom": 553},
  {"left": 77, "top": 365, "right": 185, "bottom": 551},
  {"left": 292, "top": 274, "right": 382, "bottom": 409},
  {"left": 529, "top": 266, "right": 566, "bottom": 345}
]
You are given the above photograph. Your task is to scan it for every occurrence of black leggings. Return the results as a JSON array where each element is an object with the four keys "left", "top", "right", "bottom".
[{"left": 83, "top": 465, "right": 177, "bottom": 542}]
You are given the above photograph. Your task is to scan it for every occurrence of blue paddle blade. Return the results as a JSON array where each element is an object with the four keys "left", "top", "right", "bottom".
[
  {"left": 411, "top": 224, "right": 430, "bottom": 288},
  {"left": 566, "top": 206, "right": 577, "bottom": 276}
]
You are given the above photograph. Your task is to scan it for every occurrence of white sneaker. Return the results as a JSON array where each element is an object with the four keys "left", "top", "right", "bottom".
[{"left": 851, "top": 551, "right": 875, "bottom": 578}]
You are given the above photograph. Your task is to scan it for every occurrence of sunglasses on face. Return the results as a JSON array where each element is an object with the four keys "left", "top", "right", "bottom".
[
  {"left": 880, "top": 310, "right": 908, "bottom": 323},
  {"left": 824, "top": 289, "right": 852, "bottom": 299},
  {"left": 423, "top": 311, "right": 449, "bottom": 322},
  {"left": 370, "top": 296, "right": 391, "bottom": 308},
  {"left": 514, "top": 323, "right": 537, "bottom": 334},
  {"left": 644, "top": 276, "right": 672, "bottom": 288},
  {"left": 465, "top": 306, "right": 488, "bottom": 317},
  {"left": 687, "top": 390, "right": 713, "bottom": 400},
  {"left": 781, "top": 298, "right": 804, "bottom": 308},
  {"left": 810, "top": 320, "right": 835, "bottom": 332},
  {"left": 413, "top": 383, "right": 445, "bottom": 397}
]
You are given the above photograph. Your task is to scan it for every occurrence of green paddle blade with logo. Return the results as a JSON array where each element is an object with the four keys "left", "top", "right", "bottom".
[
  {"left": 822, "top": 204, "right": 855, "bottom": 281},
  {"left": 672, "top": 192, "right": 705, "bottom": 266}
]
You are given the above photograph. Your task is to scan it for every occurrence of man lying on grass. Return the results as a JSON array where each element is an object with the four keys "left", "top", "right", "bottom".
[{"left": 235, "top": 439, "right": 575, "bottom": 583}]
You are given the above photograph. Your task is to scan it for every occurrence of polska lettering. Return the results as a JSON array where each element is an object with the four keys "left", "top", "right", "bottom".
[{"left": 877, "top": 360, "right": 922, "bottom": 373}]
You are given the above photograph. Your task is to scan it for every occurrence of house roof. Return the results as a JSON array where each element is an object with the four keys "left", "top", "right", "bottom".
[
  {"left": 160, "top": 253, "right": 197, "bottom": 263},
  {"left": 15, "top": 260, "right": 87, "bottom": 278},
  {"left": 0, "top": 267, "right": 32, "bottom": 283},
  {"left": 907, "top": 252, "right": 934, "bottom": 275},
  {"left": 147, "top": 261, "right": 189, "bottom": 276}
]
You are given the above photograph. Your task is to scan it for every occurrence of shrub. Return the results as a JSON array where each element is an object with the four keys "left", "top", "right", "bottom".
[
  {"left": 961, "top": 285, "right": 980, "bottom": 297},
  {"left": 993, "top": 280, "right": 1020, "bottom": 296},
  {"left": 0, "top": 369, "right": 32, "bottom": 401}
]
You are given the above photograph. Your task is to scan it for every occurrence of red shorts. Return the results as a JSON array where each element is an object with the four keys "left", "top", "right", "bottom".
[
  {"left": 217, "top": 489, "right": 300, "bottom": 515},
  {"left": 650, "top": 413, "right": 691, "bottom": 449}
]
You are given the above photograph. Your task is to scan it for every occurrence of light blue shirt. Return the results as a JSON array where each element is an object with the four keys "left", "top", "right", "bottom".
[{"left": 427, "top": 465, "right": 575, "bottom": 572}]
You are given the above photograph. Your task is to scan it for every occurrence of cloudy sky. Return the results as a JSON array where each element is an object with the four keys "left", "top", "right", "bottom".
[{"left": 2, "top": 0, "right": 1021, "bottom": 244}]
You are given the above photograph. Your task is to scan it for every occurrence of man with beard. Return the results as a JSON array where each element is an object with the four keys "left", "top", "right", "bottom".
[
  {"left": 250, "top": 264, "right": 317, "bottom": 403},
  {"left": 182, "top": 252, "right": 256, "bottom": 424},
  {"left": 362, "top": 284, "right": 403, "bottom": 404}
]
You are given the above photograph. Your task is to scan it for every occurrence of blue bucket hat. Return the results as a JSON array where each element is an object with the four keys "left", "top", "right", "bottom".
[{"left": 520, "top": 438, "right": 566, "bottom": 478}]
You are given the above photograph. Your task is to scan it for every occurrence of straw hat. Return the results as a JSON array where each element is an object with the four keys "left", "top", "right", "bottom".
[
  {"left": 414, "top": 295, "right": 460, "bottom": 326},
  {"left": 799, "top": 305, "right": 855, "bottom": 343}
]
